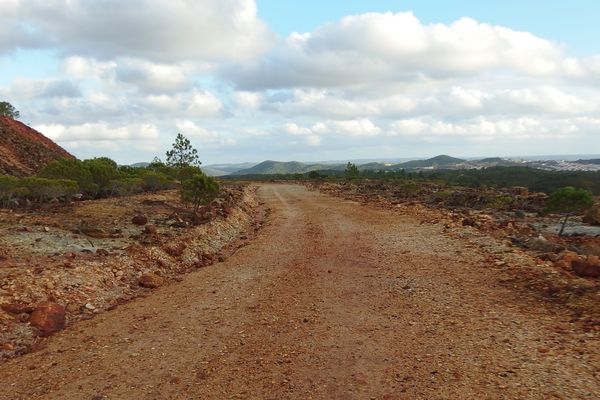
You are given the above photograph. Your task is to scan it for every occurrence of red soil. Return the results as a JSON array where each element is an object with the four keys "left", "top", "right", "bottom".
[{"left": 0, "top": 116, "right": 74, "bottom": 176}]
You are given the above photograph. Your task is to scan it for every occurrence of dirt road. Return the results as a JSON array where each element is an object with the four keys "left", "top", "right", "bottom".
[{"left": 1, "top": 184, "right": 598, "bottom": 399}]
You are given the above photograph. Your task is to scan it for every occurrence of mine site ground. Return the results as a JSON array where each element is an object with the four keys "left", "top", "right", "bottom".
[{"left": 0, "top": 183, "right": 599, "bottom": 399}]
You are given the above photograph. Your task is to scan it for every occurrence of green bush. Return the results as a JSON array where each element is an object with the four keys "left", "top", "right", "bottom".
[
  {"left": 39, "top": 158, "right": 96, "bottom": 194},
  {"left": 108, "top": 178, "right": 144, "bottom": 196},
  {"left": 140, "top": 170, "right": 174, "bottom": 192},
  {"left": 83, "top": 157, "right": 120, "bottom": 191},
  {"left": 0, "top": 175, "right": 77, "bottom": 206},
  {"left": 181, "top": 173, "right": 219, "bottom": 213}
]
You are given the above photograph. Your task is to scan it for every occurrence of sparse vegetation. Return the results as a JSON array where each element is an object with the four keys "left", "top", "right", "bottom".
[{"left": 545, "top": 186, "right": 594, "bottom": 236}]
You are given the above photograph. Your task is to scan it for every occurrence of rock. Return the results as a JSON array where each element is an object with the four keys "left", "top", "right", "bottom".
[
  {"left": 462, "top": 218, "right": 475, "bottom": 227},
  {"left": 96, "top": 248, "right": 110, "bottom": 256},
  {"left": 144, "top": 224, "right": 157, "bottom": 234},
  {"left": 164, "top": 243, "right": 186, "bottom": 257},
  {"left": 29, "top": 302, "right": 66, "bottom": 336},
  {"left": 132, "top": 215, "right": 148, "bottom": 225},
  {"left": 1, "top": 303, "right": 35, "bottom": 315},
  {"left": 138, "top": 273, "right": 164, "bottom": 289},
  {"left": 537, "top": 347, "right": 550, "bottom": 353},
  {"left": 571, "top": 257, "right": 600, "bottom": 278},
  {"left": 583, "top": 203, "right": 600, "bottom": 226}
]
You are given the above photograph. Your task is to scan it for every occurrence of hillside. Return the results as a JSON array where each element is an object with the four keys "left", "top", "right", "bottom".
[
  {"left": 235, "top": 160, "right": 329, "bottom": 175},
  {"left": 392, "top": 154, "right": 466, "bottom": 170},
  {"left": 0, "top": 116, "right": 74, "bottom": 176}
]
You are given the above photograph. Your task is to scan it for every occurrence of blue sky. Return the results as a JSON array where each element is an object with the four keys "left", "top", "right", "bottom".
[
  {"left": 1, "top": 0, "right": 599, "bottom": 164},
  {"left": 258, "top": 0, "right": 599, "bottom": 54}
]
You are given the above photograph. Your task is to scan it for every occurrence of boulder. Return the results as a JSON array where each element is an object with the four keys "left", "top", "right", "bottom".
[
  {"left": 132, "top": 215, "right": 148, "bottom": 225},
  {"left": 138, "top": 273, "right": 164, "bottom": 289},
  {"left": 29, "top": 302, "right": 66, "bottom": 336}
]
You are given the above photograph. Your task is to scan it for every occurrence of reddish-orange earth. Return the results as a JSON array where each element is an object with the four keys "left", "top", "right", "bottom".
[
  {"left": 0, "top": 116, "right": 74, "bottom": 176},
  {"left": 0, "top": 184, "right": 598, "bottom": 399}
]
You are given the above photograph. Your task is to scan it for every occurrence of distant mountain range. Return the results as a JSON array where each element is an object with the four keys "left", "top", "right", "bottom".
[
  {"left": 127, "top": 155, "right": 600, "bottom": 176},
  {"left": 230, "top": 155, "right": 524, "bottom": 175}
]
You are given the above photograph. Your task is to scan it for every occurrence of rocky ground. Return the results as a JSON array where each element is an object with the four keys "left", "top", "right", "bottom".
[
  {"left": 308, "top": 181, "right": 600, "bottom": 331},
  {"left": 0, "top": 184, "right": 597, "bottom": 399},
  {"left": 0, "top": 183, "right": 263, "bottom": 360}
]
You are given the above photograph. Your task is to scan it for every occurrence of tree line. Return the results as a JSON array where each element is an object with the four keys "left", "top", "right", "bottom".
[{"left": 0, "top": 133, "right": 219, "bottom": 214}]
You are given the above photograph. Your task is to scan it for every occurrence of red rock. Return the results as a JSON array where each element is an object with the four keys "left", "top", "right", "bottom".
[
  {"left": 132, "top": 215, "right": 148, "bottom": 225},
  {"left": 29, "top": 302, "right": 66, "bottom": 336},
  {"left": 164, "top": 243, "right": 186, "bottom": 257},
  {"left": 1, "top": 303, "right": 35, "bottom": 314},
  {"left": 138, "top": 273, "right": 164, "bottom": 289},
  {"left": 144, "top": 224, "right": 157, "bottom": 234},
  {"left": 572, "top": 257, "right": 600, "bottom": 278},
  {"left": 0, "top": 342, "right": 15, "bottom": 351}
]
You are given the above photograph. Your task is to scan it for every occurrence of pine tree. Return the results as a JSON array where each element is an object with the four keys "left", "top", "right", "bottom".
[{"left": 165, "top": 133, "right": 201, "bottom": 168}]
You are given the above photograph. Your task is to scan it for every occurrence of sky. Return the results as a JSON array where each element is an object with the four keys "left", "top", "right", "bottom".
[{"left": 1, "top": 0, "right": 600, "bottom": 165}]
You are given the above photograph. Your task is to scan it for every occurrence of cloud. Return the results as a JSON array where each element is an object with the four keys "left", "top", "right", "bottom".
[
  {"left": 175, "top": 120, "right": 236, "bottom": 146},
  {"left": 224, "top": 12, "right": 582, "bottom": 90},
  {"left": 1, "top": 77, "right": 81, "bottom": 99},
  {"left": 35, "top": 122, "right": 159, "bottom": 142},
  {"left": 388, "top": 117, "right": 584, "bottom": 140},
  {"left": 114, "top": 60, "right": 190, "bottom": 93},
  {"left": 4, "top": 0, "right": 272, "bottom": 62},
  {"left": 282, "top": 118, "right": 381, "bottom": 141},
  {"left": 233, "top": 91, "right": 262, "bottom": 109},
  {"left": 141, "top": 90, "right": 223, "bottom": 117}
]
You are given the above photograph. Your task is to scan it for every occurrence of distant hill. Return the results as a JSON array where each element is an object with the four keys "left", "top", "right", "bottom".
[
  {"left": 235, "top": 160, "right": 330, "bottom": 175},
  {"left": 0, "top": 116, "right": 74, "bottom": 176},
  {"left": 129, "top": 162, "right": 150, "bottom": 168},
  {"left": 391, "top": 155, "right": 466, "bottom": 170},
  {"left": 575, "top": 159, "right": 600, "bottom": 165},
  {"left": 203, "top": 162, "right": 256, "bottom": 175},
  {"left": 478, "top": 157, "right": 504, "bottom": 163}
]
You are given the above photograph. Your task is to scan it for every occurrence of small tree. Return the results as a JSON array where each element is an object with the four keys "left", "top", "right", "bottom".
[
  {"left": 166, "top": 133, "right": 200, "bottom": 169},
  {"left": 0, "top": 101, "right": 20, "bottom": 119},
  {"left": 345, "top": 162, "right": 359, "bottom": 180},
  {"left": 545, "top": 186, "right": 594, "bottom": 236},
  {"left": 181, "top": 173, "right": 219, "bottom": 214}
]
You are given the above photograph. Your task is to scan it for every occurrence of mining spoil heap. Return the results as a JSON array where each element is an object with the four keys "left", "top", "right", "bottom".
[{"left": 0, "top": 116, "right": 74, "bottom": 176}]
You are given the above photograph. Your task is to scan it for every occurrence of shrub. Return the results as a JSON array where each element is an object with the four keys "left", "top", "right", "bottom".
[
  {"left": 108, "top": 178, "right": 144, "bottom": 196},
  {"left": 0, "top": 176, "right": 77, "bottom": 206},
  {"left": 83, "top": 157, "right": 120, "bottom": 192},
  {"left": 39, "top": 158, "right": 96, "bottom": 194},
  {"left": 181, "top": 173, "right": 219, "bottom": 213},
  {"left": 140, "top": 171, "right": 173, "bottom": 192}
]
